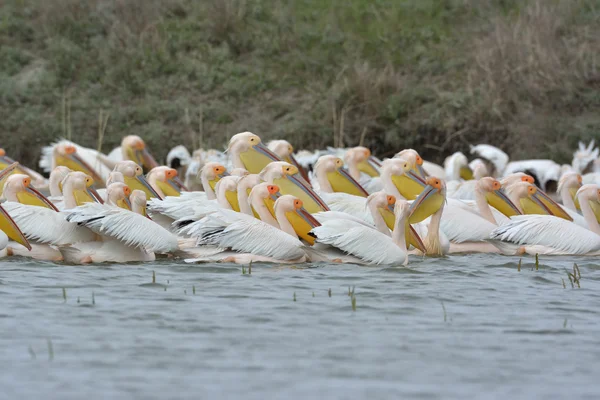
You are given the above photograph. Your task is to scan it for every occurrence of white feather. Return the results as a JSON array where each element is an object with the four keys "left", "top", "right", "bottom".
[
  {"left": 2, "top": 202, "right": 97, "bottom": 245},
  {"left": 489, "top": 215, "right": 600, "bottom": 255},
  {"left": 182, "top": 209, "right": 307, "bottom": 261},
  {"left": 65, "top": 203, "right": 178, "bottom": 253},
  {"left": 311, "top": 219, "right": 406, "bottom": 265}
]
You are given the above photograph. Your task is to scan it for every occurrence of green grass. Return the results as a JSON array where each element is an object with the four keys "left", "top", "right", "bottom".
[{"left": 1, "top": 0, "right": 599, "bottom": 169}]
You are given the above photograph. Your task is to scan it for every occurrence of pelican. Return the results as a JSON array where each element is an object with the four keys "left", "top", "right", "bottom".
[
  {"left": 381, "top": 158, "right": 426, "bottom": 201},
  {"left": 311, "top": 155, "right": 368, "bottom": 197},
  {"left": 0, "top": 148, "right": 47, "bottom": 190},
  {"left": 439, "top": 178, "right": 522, "bottom": 253},
  {"left": 106, "top": 135, "right": 159, "bottom": 172},
  {"left": 267, "top": 140, "right": 309, "bottom": 180},
  {"left": 1, "top": 173, "right": 100, "bottom": 260},
  {"left": 408, "top": 177, "right": 447, "bottom": 255},
  {"left": 395, "top": 149, "right": 427, "bottom": 179},
  {"left": 228, "top": 132, "right": 281, "bottom": 173},
  {"left": 1, "top": 174, "right": 57, "bottom": 210},
  {"left": 147, "top": 164, "right": 231, "bottom": 229},
  {"left": 310, "top": 199, "right": 415, "bottom": 265},
  {"left": 47, "top": 171, "right": 101, "bottom": 210},
  {"left": 258, "top": 161, "right": 329, "bottom": 213},
  {"left": 443, "top": 152, "right": 473, "bottom": 181},
  {"left": 40, "top": 141, "right": 111, "bottom": 184},
  {"left": 183, "top": 194, "right": 320, "bottom": 264},
  {"left": 146, "top": 166, "right": 183, "bottom": 198},
  {"left": 112, "top": 160, "right": 161, "bottom": 199},
  {"left": 505, "top": 181, "right": 572, "bottom": 221},
  {"left": 60, "top": 184, "right": 178, "bottom": 263},
  {"left": 470, "top": 144, "right": 510, "bottom": 178},
  {"left": 503, "top": 159, "right": 561, "bottom": 193},
  {"left": 489, "top": 185, "right": 600, "bottom": 255}
]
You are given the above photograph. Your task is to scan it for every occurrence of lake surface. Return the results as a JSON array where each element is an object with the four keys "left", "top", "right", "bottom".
[{"left": 1, "top": 254, "right": 599, "bottom": 399}]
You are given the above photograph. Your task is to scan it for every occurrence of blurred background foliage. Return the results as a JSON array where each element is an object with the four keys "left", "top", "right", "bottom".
[{"left": 1, "top": 0, "right": 599, "bottom": 170}]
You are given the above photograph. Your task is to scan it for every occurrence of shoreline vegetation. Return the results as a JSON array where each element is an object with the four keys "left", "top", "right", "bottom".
[{"left": 1, "top": 0, "right": 598, "bottom": 171}]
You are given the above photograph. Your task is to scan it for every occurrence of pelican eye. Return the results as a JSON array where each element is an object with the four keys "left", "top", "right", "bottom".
[{"left": 387, "top": 195, "right": 396, "bottom": 205}]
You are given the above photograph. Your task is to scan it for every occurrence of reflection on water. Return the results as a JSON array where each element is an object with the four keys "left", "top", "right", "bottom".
[{"left": 1, "top": 254, "right": 600, "bottom": 399}]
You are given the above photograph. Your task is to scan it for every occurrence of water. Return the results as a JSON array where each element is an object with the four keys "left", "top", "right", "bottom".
[{"left": 1, "top": 254, "right": 599, "bottom": 399}]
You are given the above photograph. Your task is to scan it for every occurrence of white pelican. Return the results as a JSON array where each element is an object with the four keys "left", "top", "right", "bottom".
[
  {"left": 146, "top": 166, "right": 183, "bottom": 198},
  {"left": 106, "top": 135, "right": 159, "bottom": 172},
  {"left": 408, "top": 177, "right": 447, "bottom": 255},
  {"left": 111, "top": 160, "right": 161, "bottom": 199},
  {"left": 147, "top": 164, "right": 230, "bottom": 229},
  {"left": 395, "top": 149, "right": 428, "bottom": 179},
  {"left": 0, "top": 148, "right": 47, "bottom": 190},
  {"left": 310, "top": 198, "right": 415, "bottom": 265},
  {"left": 489, "top": 185, "right": 600, "bottom": 255},
  {"left": 311, "top": 155, "right": 368, "bottom": 197},
  {"left": 183, "top": 194, "right": 320, "bottom": 264},
  {"left": 443, "top": 152, "right": 473, "bottom": 181},
  {"left": 228, "top": 132, "right": 281, "bottom": 173},
  {"left": 40, "top": 140, "right": 111, "bottom": 184},
  {"left": 504, "top": 181, "right": 572, "bottom": 221},
  {"left": 61, "top": 184, "right": 178, "bottom": 263},
  {"left": 380, "top": 158, "right": 426, "bottom": 201},
  {"left": 258, "top": 161, "right": 329, "bottom": 213},
  {"left": 469, "top": 144, "right": 509, "bottom": 178},
  {"left": 267, "top": 139, "right": 309, "bottom": 181},
  {"left": 439, "top": 178, "right": 522, "bottom": 253},
  {"left": 503, "top": 159, "right": 561, "bottom": 193},
  {"left": 2, "top": 173, "right": 99, "bottom": 260}
]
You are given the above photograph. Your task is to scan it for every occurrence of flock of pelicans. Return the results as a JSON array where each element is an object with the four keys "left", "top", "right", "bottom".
[{"left": 1, "top": 132, "right": 600, "bottom": 265}]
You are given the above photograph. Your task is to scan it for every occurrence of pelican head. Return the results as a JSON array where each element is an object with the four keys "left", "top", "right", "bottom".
[
  {"left": 366, "top": 190, "right": 397, "bottom": 232},
  {"left": 52, "top": 143, "right": 104, "bottom": 185},
  {"left": 199, "top": 162, "right": 228, "bottom": 200},
  {"left": 106, "top": 182, "right": 132, "bottom": 210},
  {"left": 121, "top": 135, "right": 158, "bottom": 171},
  {"left": 268, "top": 140, "right": 309, "bottom": 180},
  {"left": 500, "top": 173, "right": 535, "bottom": 189},
  {"left": 344, "top": 147, "right": 371, "bottom": 180},
  {"left": 259, "top": 161, "right": 329, "bottom": 213},
  {"left": 2, "top": 174, "right": 58, "bottom": 210},
  {"left": 395, "top": 149, "right": 426, "bottom": 179},
  {"left": 576, "top": 184, "right": 600, "bottom": 203},
  {"left": 274, "top": 195, "right": 320, "bottom": 243},
  {"left": 228, "top": 132, "right": 281, "bottom": 173},
  {"left": 147, "top": 166, "right": 181, "bottom": 198},
  {"left": 49, "top": 166, "right": 72, "bottom": 197},
  {"left": 476, "top": 177, "right": 521, "bottom": 217},
  {"left": 268, "top": 140, "right": 294, "bottom": 159},
  {"left": 381, "top": 158, "right": 425, "bottom": 200},
  {"left": 408, "top": 176, "right": 445, "bottom": 224},
  {"left": 62, "top": 171, "right": 101, "bottom": 207},
  {"left": 249, "top": 182, "right": 281, "bottom": 218},
  {"left": 314, "top": 155, "right": 368, "bottom": 197},
  {"left": 114, "top": 160, "right": 160, "bottom": 199},
  {"left": 506, "top": 181, "right": 572, "bottom": 220},
  {"left": 129, "top": 189, "right": 148, "bottom": 216}
]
